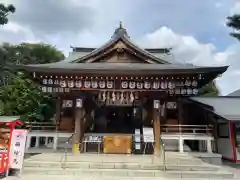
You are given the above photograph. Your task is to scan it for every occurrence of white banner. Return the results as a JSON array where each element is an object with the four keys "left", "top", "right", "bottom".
[
  {"left": 143, "top": 127, "right": 154, "bottom": 143},
  {"left": 9, "top": 129, "right": 28, "bottom": 169}
]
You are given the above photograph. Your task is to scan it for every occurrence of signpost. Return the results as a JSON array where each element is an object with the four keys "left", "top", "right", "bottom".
[{"left": 9, "top": 129, "right": 28, "bottom": 175}]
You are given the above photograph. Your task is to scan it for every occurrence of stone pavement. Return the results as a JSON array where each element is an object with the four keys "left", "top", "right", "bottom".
[
  {"left": 2, "top": 167, "right": 240, "bottom": 180},
  {"left": 0, "top": 175, "right": 234, "bottom": 180}
]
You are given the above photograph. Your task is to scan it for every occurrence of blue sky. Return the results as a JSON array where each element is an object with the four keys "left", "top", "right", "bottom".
[{"left": 0, "top": 0, "right": 240, "bottom": 95}]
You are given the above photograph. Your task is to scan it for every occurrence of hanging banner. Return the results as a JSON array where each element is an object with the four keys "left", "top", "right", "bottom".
[{"left": 9, "top": 129, "right": 28, "bottom": 170}]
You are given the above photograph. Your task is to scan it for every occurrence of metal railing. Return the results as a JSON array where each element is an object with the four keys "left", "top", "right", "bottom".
[
  {"left": 159, "top": 136, "right": 166, "bottom": 171},
  {"left": 61, "top": 133, "right": 74, "bottom": 169},
  {"left": 24, "top": 122, "right": 58, "bottom": 131},
  {"left": 161, "top": 124, "right": 213, "bottom": 134}
]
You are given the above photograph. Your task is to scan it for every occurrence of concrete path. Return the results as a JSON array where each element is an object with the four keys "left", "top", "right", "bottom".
[
  {"left": 2, "top": 175, "right": 236, "bottom": 180},
  {"left": 2, "top": 175, "right": 178, "bottom": 180},
  {"left": 3, "top": 167, "right": 240, "bottom": 180}
]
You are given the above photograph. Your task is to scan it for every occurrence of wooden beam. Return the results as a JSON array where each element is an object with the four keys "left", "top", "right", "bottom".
[
  {"left": 154, "top": 109, "right": 161, "bottom": 154},
  {"left": 73, "top": 107, "right": 83, "bottom": 153},
  {"left": 55, "top": 97, "right": 61, "bottom": 131}
]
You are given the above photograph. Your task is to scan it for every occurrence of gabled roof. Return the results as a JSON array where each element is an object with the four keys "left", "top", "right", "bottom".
[
  {"left": 63, "top": 46, "right": 176, "bottom": 63},
  {"left": 190, "top": 97, "right": 240, "bottom": 121},
  {"left": 71, "top": 23, "right": 170, "bottom": 64},
  {"left": 227, "top": 89, "right": 240, "bottom": 97}
]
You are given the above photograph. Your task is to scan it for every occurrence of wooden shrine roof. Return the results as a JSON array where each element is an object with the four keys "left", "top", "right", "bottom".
[
  {"left": 17, "top": 22, "right": 229, "bottom": 79},
  {"left": 18, "top": 62, "right": 228, "bottom": 75}
]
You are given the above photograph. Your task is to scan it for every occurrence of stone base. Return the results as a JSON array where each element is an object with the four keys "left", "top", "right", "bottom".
[{"left": 189, "top": 152, "right": 222, "bottom": 165}]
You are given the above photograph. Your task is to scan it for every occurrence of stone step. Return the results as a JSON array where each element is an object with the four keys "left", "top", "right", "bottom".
[
  {"left": 22, "top": 167, "right": 235, "bottom": 179},
  {"left": 26, "top": 154, "right": 204, "bottom": 164},
  {"left": 23, "top": 161, "right": 220, "bottom": 171}
]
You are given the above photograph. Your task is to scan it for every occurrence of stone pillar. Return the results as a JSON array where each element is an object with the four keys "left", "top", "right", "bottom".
[
  {"left": 179, "top": 138, "right": 184, "bottom": 153},
  {"left": 53, "top": 133, "right": 58, "bottom": 150},
  {"left": 207, "top": 139, "right": 212, "bottom": 153},
  {"left": 35, "top": 136, "right": 40, "bottom": 148},
  {"left": 72, "top": 108, "right": 82, "bottom": 153},
  {"left": 45, "top": 137, "right": 49, "bottom": 146},
  {"left": 25, "top": 136, "right": 31, "bottom": 151}
]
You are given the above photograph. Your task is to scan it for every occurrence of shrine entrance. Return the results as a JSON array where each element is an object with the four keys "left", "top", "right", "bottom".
[
  {"left": 90, "top": 104, "right": 143, "bottom": 134},
  {"left": 106, "top": 106, "right": 135, "bottom": 134}
]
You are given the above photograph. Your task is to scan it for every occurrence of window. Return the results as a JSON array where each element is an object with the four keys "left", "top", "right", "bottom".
[{"left": 217, "top": 123, "right": 229, "bottom": 138}]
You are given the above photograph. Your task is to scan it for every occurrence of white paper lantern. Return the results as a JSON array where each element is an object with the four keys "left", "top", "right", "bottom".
[
  {"left": 48, "top": 79, "right": 53, "bottom": 84},
  {"left": 67, "top": 80, "right": 74, "bottom": 87},
  {"left": 136, "top": 82, "right": 143, "bottom": 89},
  {"left": 84, "top": 81, "right": 91, "bottom": 88},
  {"left": 43, "top": 79, "right": 48, "bottom": 85},
  {"left": 121, "top": 81, "right": 128, "bottom": 89},
  {"left": 107, "top": 81, "right": 113, "bottom": 89},
  {"left": 99, "top": 81, "right": 106, "bottom": 88},
  {"left": 153, "top": 81, "right": 160, "bottom": 89},
  {"left": 75, "top": 81, "right": 82, "bottom": 88},
  {"left": 129, "top": 81, "right": 136, "bottom": 89},
  {"left": 60, "top": 80, "right": 66, "bottom": 87}
]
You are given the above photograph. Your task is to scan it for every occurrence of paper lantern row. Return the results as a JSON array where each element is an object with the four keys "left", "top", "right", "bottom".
[{"left": 42, "top": 79, "right": 198, "bottom": 89}]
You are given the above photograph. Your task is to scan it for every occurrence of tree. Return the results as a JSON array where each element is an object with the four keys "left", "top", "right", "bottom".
[
  {"left": 0, "top": 42, "right": 65, "bottom": 85},
  {"left": 0, "top": 42, "right": 65, "bottom": 122},
  {"left": 227, "top": 14, "right": 240, "bottom": 41},
  {"left": 0, "top": 3, "right": 15, "bottom": 25},
  {"left": 1, "top": 43, "right": 65, "bottom": 65},
  {"left": 0, "top": 74, "right": 56, "bottom": 122},
  {"left": 198, "top": 81, "right": 220, "bottom": 96},
  {"left": 0, "top": 45, "right": 14, "bottom": 86}
]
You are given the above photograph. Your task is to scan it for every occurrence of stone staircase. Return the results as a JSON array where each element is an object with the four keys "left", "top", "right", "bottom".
[{"left": 23, "top": 152, "right": 236, "bottom": 179}]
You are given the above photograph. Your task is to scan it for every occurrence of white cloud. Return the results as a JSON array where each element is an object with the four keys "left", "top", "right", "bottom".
[
  {"left": 139, "top": 27, "right": 223, "bottom": 66},
  {"left": 230, "top": 2, "right": 240, "bottom": 14},
  {"left": 139, "top": 26, "right": 240, "bottom": 95},
  {"left": 0, "top": 0, "right": 239, "bottom": 95},
  {"left": 0, "top": 22, "right": 41, "bottom": 44},
  {"left": 1, "top": 22, "right": 26, "bottom": 33}
]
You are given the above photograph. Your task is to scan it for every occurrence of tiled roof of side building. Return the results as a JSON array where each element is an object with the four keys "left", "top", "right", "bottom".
[
  {"left": 190, "top": 96, "right": 240, "bottom": 121},
  {"left": 227, "top": 89, "right": 240, "bottom": 97}
]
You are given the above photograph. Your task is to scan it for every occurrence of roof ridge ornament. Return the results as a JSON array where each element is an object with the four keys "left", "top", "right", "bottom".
[
  {"left": 111, "top": 21, "right": 130, "bottom": 39},
  {"left": 119, "top": 21, "right": 123, "bottom": 29}
]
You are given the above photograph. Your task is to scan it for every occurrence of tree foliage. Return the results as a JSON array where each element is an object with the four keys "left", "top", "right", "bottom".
[
  {"left": 1, "top": 43, "right": 65, "bottom": 65},
  {"left": 227, "top": 14, "right": 240, "bottom": 41},
  {"left": 0, "top": 43, "right": 65, "bottom": 122},
  {"left": 0, "top": 3, "right": 15, "bottom": 25},
  {"left": 0, "top": 74, "right": 56, "bottom": 122},
  {"left": 198, "top": 81, "right": 220, "bottom": 96}
]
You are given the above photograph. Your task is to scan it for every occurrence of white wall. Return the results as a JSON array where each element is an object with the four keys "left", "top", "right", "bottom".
[
  {"left": 217, "top": 123, "right": 234, "bottom": 160},
  {"left": 217, "top": 138, "right": 233, "bottom": 159}
]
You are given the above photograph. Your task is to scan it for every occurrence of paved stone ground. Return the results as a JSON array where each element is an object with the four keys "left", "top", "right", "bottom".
[
  {"left": 0, "top": 175, "right": 232, "bottom": 180},
  {"left": 3, "top": 153, "right": 240, "bottom": 180},
  {"left": 2, "top": 166, "right": 240, "bottom": 180},
  {"left": 2, "top": 167, "right": 239, "bottom": 180}
]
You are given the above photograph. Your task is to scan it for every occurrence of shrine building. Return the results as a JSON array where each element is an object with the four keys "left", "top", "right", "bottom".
[{"left": 18, "top": 23, "right": 229, "bottom": 155}]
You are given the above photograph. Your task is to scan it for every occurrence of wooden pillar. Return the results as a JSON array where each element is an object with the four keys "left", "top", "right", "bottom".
[
  {"left": 154, "top": 107, "right": 161, "bottom": 154},
  {"left": 72, "top": 107, "right": 83, "bottom": 153},
  {"left": 55, "top": 96, "right": 61, "bottom": 131},
  {"left": 178, "top": 99, "right": 183, "bottom": 133}
]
